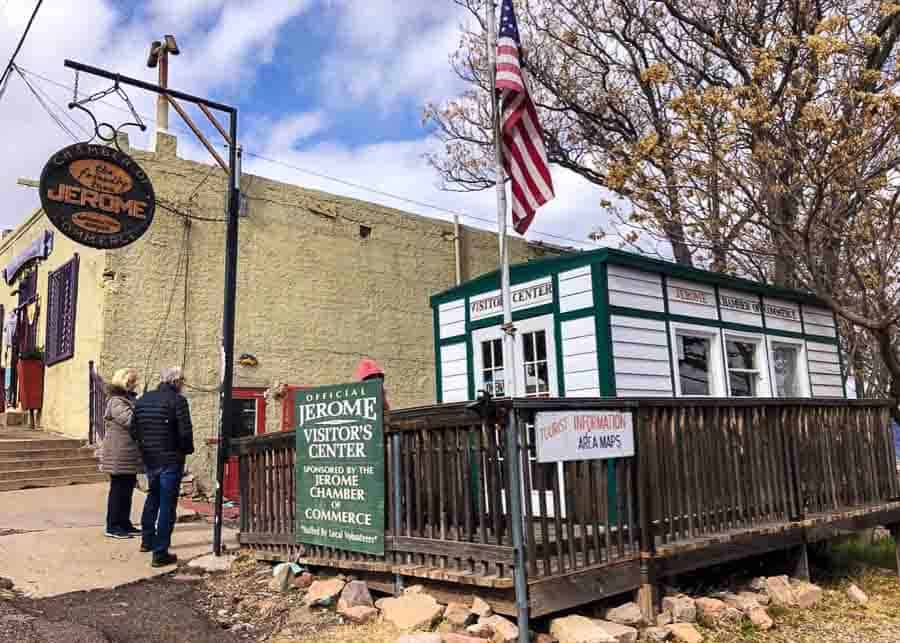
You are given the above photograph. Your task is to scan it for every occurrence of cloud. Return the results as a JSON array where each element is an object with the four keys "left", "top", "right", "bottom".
[{"left": 264, "top": 112, "right": 327, "bottom": 151}]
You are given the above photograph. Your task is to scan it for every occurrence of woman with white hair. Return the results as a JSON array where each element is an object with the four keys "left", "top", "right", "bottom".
[{"left": 100, "top": 367, "right": 143, "bottom": 539}]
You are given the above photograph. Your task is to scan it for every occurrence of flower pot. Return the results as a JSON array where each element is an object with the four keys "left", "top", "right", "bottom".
[{"left": 17, "top": 359, "right": 44, "bottom": 410}]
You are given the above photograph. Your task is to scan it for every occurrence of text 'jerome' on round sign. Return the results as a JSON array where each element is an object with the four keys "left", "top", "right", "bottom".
[{"left": 39, "top": 143, "right": 155, "bottom": 250}]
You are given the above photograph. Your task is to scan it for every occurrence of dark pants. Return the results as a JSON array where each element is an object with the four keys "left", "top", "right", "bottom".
[
  {"left": 140, "top": 463, "right": 183, "bottom": 553},
  {"left": 106, "top": 474, "right": 137, "bottom": 533}
]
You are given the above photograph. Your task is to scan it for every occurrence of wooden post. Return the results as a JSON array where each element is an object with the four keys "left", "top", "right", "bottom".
[
  {"left": 634, "top": 407, "right": 658, "bottom": 621},
  {"left": 791, "top": 542, "right": 810, "bottom": 582}
]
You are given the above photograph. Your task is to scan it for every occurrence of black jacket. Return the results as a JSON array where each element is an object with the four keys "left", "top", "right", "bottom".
[{"left": 131, "top": 383, "right": 194, "bottom": 468}]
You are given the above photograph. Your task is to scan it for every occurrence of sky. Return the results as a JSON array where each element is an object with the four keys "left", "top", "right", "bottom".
[{"left": 0, "top": 0, "right": 614, "bottom": 251}]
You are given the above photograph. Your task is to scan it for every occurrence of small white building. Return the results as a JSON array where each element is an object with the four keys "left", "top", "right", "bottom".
[{"left": 431, "top": 248, "right": 846, "bottom": 402}]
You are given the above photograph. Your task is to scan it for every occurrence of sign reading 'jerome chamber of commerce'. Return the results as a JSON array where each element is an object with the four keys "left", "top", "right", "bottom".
[
  {"left": 295, "top": 381, "right": 385, "bottom": 555},
  {"left": 39, "top": 143, "right": 155, "bottom": 250},
  {"left": 535, "top": 410, "right": 635, "bottom": 463}
]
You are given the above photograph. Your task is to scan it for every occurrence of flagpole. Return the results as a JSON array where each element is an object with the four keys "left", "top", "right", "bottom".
[{"left": 487, "top": 0, "right": 517, "bottom": 401}]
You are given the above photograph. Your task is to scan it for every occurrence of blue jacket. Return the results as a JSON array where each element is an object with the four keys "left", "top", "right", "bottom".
[{"left": 130, "top": 383, "right": 194, "bottom": 468}]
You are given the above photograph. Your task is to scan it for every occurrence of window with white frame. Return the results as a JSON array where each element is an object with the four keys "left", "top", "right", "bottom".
[
  {"left": 770, "top": 340, "right": 807, "bottom": 397},
  {"left": 480, "top": 338, "right": 505, "bottom": 397},
  {"left": 675, "top": 333, "right": 714, "bottom": 395},
  {"left": 725, "top": 337, "right": 762, "bottom": 396},
  {"left": 521, "top": 329, "right": 550, "bottom": 398}
]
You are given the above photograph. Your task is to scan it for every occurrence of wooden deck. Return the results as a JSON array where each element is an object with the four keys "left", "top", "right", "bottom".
[{"left": 234, "top": 398, "right": 900, "bottom": 618}]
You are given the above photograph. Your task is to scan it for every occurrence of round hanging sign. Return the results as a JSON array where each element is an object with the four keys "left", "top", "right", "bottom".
[{"left": 39, "top": 143, "right": 155, "bottom": 249}]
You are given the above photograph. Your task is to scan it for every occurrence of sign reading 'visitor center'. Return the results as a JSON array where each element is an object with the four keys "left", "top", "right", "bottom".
[
  {"left": 295, "top": 381, "right": 385, "bottom": 555},
  {"left": 39, "top": 143, "right": 156, "bottom": 249}
]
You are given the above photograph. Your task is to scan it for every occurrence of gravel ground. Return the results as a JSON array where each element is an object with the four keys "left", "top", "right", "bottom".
[{"left": 705, "top": 569, "right": 900, "bottom": 643}]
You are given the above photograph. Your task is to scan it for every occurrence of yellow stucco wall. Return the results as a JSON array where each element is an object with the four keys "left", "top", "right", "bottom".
[
  {"left": 0, "top": 210, "right": 106, "bottom": 438},
  {"left": 2, "top": 133, "right": 562, "bottom": 486}
]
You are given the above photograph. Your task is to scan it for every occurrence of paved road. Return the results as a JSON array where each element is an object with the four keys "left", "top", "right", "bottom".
[{"left": 0, "top": 484, "right": 236, "bottom": 597}]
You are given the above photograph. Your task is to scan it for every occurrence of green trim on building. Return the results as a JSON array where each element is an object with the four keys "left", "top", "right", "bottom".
[
  {"left": 433, "top": 306, "right": 442, "bottom": 403},
  {"left": 468, "top": 303, "right": 555, "bottom": 331},
  {"left": 593, "top": 262, "right": 616, "bottom": 396},
  {"left": 662, "top": 276, "right": 677, "bottom": 397},
  {"left": 551, "top": 273, "right": 566, "bottom": 396},
  {"left": 430, "top": 248, "right": 829, "bottom": 309},
  {"left": 465, "top": 300, "right": 475, "bottom": 400},
  {"left": 439, "top": 335, "right": 467, "bottom": 346}
]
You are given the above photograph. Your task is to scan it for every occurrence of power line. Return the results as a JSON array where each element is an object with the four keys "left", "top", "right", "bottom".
[
  {"left": 14, "top": 66, "right": 78, "bottom": 141},
  {"left": 0, "top": 0, "right": 44, "bottom": 103},
  {"left": 14, "top": 65, "right": 597, "bottom": 250}
]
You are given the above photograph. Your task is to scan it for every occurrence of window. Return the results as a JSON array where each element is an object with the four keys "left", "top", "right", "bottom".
[
  {"left": 231, "top": 398, "right": 257, "bottom": 439},
  {"left": 522, "top": 330, "right": 550, "bottom": 397},
  {"left": 481, "top": 338, "right": 505, "bottom": 397},
  {"left": 771, "top": 341, "right": 803, "bottom": 397},
  {"left": 45, "top": 255, "right": 79, "bottom": 366},
  {"left": 676, "top": 334, "right": 713, "bottom": 395},
  {"left": 726, "top": 338, "right": 760, "bottom": 396}
]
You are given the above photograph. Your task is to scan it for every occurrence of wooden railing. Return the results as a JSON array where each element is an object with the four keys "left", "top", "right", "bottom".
[{"left": 235, "top": 398, "right": 899, "bottom": 583}]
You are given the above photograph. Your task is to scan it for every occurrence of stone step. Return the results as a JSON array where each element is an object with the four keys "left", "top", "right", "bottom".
[
  {"left": 0, "top": 463, "right": 101, "bottom": 482},
  {"left": 0, "top": 411, "right": 28, "bottom": 426},
  {"left": 0, "top": 455, "right": 99, "bottom": 471},
  {"left": 0, "top": 439, "right": 86, "bottom": 451},
  {"left": 0, "top": 472, "right": 108, "bottom": 492},
  {"left": 0, "top": 447, "right": 95, "bottom": 459}
]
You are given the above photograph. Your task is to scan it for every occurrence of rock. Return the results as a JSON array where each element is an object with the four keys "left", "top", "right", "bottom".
[
  {"left": 661, "top": 597, "right": 696, "bottom": 624},
  {"left": 723, "top": 592, "right": 761, "bottom": 613},
  {"left": 269, "top": 563, "right": 294, "bottom": 593},
  {"left": 0, "top": 578, "right": 12, "bottom": 591},
  {"left": 187, "top": 553, "right": 237, "bottom": 573},
  {"left": 595, "top": 621, "right": 638, "bottom": 643},
  {"left": 549, "top": 615, "right": 616, "bottom": 643},
  {"left": 793, "top": 582, "right": 823, "bottom": 609},
  {"left": 294, "top": 572, "right": 314, "bottom": 589},
  {"left": 404, "top": 585, "right": 426, "bottom": 595},
  {"left": 749, "top": 577, "right": 767, "bottom": 592},
  {"left": 605, "top": 602, "right": 644, "bottom": 627},
  {"left": 748, "top": 607, "right": 773, "bottom": 631},
  {"left": 480, "top": 615, "right": 519, "bottom": 643},
  {"left": 722, "top": 608, "right": 742, "bottom": 624},
  {"left": 171, "top": 574, "right": 202, "bottom": 583},
  {"left": 694, "top": 598, "right": 726, "bottom": 627},
  {"left": 755, "top": 594, "right": 770, "bottom": 606},
  {"left": 642, "top": 627, "right": 670, "bottom": 642},
  {"left": 847, "top": 584, "right": 869, "bottom": 605},
  {"left": 664, "top": 623, "right": 703, "bottom": 643},
  {"left": 534, "top": 635, "right": 558, "bottom": 643},
  {"left": 467, "top": 623, "right": 496, "bottom": 638},
  {"left": 656, "top": 612, "right": 673, "bottom": 627},
  {"left": 339, "top": 580, "right": 374, "bottom": 610},
  {"left": 872, "top": 526, "right": 892, "bottom": 543},
  {"left": 471, "top": 597, "right": 493, "bottom": 618},
  {"left": 443, "top": 635, "right": 491, "bottom": 643},
  {"left": 340, "top": 605, "right": 379, "bottom": 624},
  {"left": 381, "top": 594, "right": 446, "bottom": 631},
  {"left": 445, "top": 603, "right": 476, "bottom": 629},
  {"left": 396, "top": 635, "right": 443, "bottom": 643},
  {"left": 764, "top": 576, "right": 796, "bottom": 607},
  {"left": 304, "top": 578, "right": 347, "bottom": 607}
]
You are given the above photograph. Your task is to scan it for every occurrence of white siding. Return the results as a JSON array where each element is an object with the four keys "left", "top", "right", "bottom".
[
  {"left": 719, "top": 288, "right": 763, "bottom": 327},
  {"left": 607, "top": 265, "right": 665, "bottom": 312},
  {"left": 763, "top": 298, "right": 803, "bottom": 333},
  {"left": 440, "top": 342, "right": 469, "bottom": 402},
  {"left": 802, "top": 306, "right": 837, "bottom": 339},
  {"left": 438, "top": 299, "right": 466, "bottom": 339},
  {"left": 561, "top": 316, "right": 599, "bottom": 397},
  {"left": 807, "top": 341, "right": 844, "bottom": 398},
  {"left": 611, "top": 315, "right": 673, "bottom": 397},
  {"left": 558, "top": 266, "right": 594, "bottom": 313},
  {"left": 667, "top": 278, "right": 718, "bottom": 320}
]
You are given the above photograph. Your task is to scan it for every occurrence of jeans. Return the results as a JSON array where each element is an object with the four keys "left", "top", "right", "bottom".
[
  {"left": 106, "top": 474, "right": 137, "bottom": 533},
  {"left": 141, "top": 463, "right": 183, "bottom": 554}
]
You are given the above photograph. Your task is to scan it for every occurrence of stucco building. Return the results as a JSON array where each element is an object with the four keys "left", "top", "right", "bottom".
[{"left": 0, "top": 132, "right": 561, "bottom": 490}]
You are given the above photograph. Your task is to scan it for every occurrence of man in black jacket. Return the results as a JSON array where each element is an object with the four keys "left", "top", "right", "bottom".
[{"left": 131, "top": 367, "right": 194, "bottom": 567}]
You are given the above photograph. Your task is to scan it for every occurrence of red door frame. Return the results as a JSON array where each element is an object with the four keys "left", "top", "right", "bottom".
[{"left": 222, "top": 387, "right": 266, "bottom": 502}]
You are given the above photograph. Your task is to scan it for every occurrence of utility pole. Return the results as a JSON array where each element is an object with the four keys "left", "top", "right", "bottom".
[{"left": 147, "top": 35, "right": 180, "bottom": 133}]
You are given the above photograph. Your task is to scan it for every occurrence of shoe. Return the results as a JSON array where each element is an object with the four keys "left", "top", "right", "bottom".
[
  {"left": 151, "top": 552, "right": 178, "bottom": 568},
  {"left": 123, "top": 526, "right": 142, "bottom": 536},
  {"left": 105, "top": 529, "right": 132, "bottom": 539},
  {"left": 140, "top": 543, "right": 152, "bottom": 552}
]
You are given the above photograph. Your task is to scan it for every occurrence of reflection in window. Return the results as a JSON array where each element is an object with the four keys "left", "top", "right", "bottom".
[
  {"left": 481, "top": 338, "right": 505, "bottom": 397},
  {"left": 677, "top": 334, "right": 711, "bottom": 395},
  {"left": 522, "top": 330, "right": 550, "bottom": 397},
  {"left": 232, "top": 398, "right": 257, "bottom": 439},
  {"left": 726, "top": 339, "right": 759, "bottom": 396},
  {"left": 772, "top": 343, "right": 800, "bottom": 397}
]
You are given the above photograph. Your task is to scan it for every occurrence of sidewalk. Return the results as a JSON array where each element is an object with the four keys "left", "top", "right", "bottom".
[{"left": 0, "top": 483, "right": 237, "bottom": 598}]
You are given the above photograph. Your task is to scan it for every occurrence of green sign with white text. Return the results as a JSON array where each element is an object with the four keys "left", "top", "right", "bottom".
[{"left": 295, "top": 381, "right": 384, "bottom": 555}]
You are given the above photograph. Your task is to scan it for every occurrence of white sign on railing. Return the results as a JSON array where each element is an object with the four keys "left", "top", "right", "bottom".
[{"left": 535, "top": 410, "right": 635, "bottom": 463}]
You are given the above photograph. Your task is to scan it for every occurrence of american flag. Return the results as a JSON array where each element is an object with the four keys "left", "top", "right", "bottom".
[{"left": 495, "top": 0, "right": 554, "bottom": 235}]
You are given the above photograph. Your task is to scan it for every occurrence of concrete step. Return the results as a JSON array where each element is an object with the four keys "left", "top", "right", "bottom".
[
  {"left": 0, "top": 472, "right": 108, "bottom": 492},
  {"left": 0, "top": 439, "right": 86, "bottom": 451},
  {"left": 0, "top": 411, "right": 27, "bottom": 426},
  {"left": 0, "top": 447, "right": 95, "bottom": 459},
  {"left": 0, "top": 463, "right": 101, "bottom": 482},
  {"left": 0, "top": 455, "right": 100, "bottom": 471}
]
